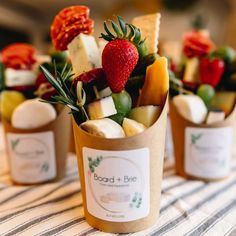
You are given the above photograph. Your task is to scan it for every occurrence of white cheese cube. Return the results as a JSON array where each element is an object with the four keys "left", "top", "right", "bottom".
[
  {"left": 87, "top": 96, "right": 117, "bottom": 120},
  {"left": 68, "top": 34, "right": 101, "bottom": 77},
  {"left": 5, "top": 68, "right": 37, "bottom": 87}
]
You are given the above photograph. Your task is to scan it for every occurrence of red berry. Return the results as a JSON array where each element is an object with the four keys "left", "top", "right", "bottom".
[
  {"left": 102, "top": 39, "right": 139, "bottom": 93},
  {"left": 35, "top": 73, "right": 57, "bottom": 100},
  {"left": 72, "top": 68, "right": 107, "bottom": 94},
  {"left": 74, "top": 68, "right": 105, "bottom": 84}
]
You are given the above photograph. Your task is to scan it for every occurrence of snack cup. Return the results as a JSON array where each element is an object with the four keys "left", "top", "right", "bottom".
[
  {"left": 3, "top": 107, "right": 70, "bottom": 185},
  {"left": 68, "top": 119, "right": 76, "bottom": 153},
  {"left": 72, "top": 97, "right": 168, "bottom": 233},
  {"left": 169, "top": 102, "right": 236, "bottom": 181}
]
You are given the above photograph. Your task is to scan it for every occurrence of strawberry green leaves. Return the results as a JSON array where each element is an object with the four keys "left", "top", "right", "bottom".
[{"left": 101, "top": 16, "right": 148, "bottom": 57}]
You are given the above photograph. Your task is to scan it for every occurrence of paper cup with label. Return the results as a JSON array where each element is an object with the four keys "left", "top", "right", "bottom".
[
  {"left": 169, "top": 102, "right": 236, "bottom": 181},
  {"left": 72, "top": 98, "right": 168, "bottom": 233},
  {"left": 3, "top": 107, "right": 70, "bottom": 185}
]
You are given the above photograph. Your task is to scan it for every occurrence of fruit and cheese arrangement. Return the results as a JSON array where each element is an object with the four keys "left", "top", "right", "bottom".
[
  {"left": 0, "top": 43, "right": 68, "bottom": 129},
  {"left": 41, "top": 5, "right": 169, "bottom": 138},
  {"left": 169, "top": 28, "right": 236, "bottom": 124}
]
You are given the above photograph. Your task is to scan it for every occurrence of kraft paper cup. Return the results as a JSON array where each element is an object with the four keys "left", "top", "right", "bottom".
[
  {"left": 72, "top": 97, "right": 168, "bottom": 233},
  {"left": 68, "top": 119, "right": 76, "bottom": 153},
  {"left": 3, "top": 107, "right": 71, "bottom": 185},
  {"left": 169, "top": 101, "right": 236, "bottom": 181}
]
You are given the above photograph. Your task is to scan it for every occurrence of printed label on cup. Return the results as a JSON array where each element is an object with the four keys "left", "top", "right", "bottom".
[
  {"left": 7, "top": 132, "right": 56, "bottom": 183},
  {"left": 185, "top": 127, "right": 233, "bottom": 179},
  {"left": 83, "top": 147, "right": 150, "bottom": 222}
]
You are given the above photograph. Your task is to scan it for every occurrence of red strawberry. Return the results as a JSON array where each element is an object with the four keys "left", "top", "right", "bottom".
[
  {"left": 102, "top": 39, "right": 139, "bottom": 93},
  {"left": 100, "top": 16, "right": 146, "bottom": 92}
]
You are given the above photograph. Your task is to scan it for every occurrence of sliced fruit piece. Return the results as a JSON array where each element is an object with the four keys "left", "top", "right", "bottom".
[
  {"left": 1, "top": 91, "right": 26, "bottom": 121},
  {"left": 138, "top": 57, "right": 169, "bottom": 106},
  {"left": 206, "top": 109, "right": 225, "bottom": 124},
  {"left": 87, "top": 96, "right": 117, "bottom": 120},
  {"left": 122, "top": 118, "right": 146, "bottom": 137},
  {"left": 132, "top": 13, "right": 161, "bottom": 54},
  {"left": 112, "top": 90, "right": 132, "bottom": 116},
  {"left": 132, "top": 53, "right": 159, "bottom": 76},
  {"left": 173, "top": 94, "right": 207, "bottom": 124},
  {"left": 129, "top": 105, "right": 162, "bottom": 127},
  {"left": 68, "top": 33, "right": 101, "bottom": 76},
  {"left": 11, "top": 99, "right": 56, "bottom": 129},
  {"left": 197, "top": 84, "right": 215, "bottom": 106},
  {"left": 183, "top": 57, "right": 199, "bottom": 83},
  {"left": 209, "top": 92, "right": 236, "bottom": 116},
  {"left": 80, "top": 118, "right": 125, "bottom": 138}
]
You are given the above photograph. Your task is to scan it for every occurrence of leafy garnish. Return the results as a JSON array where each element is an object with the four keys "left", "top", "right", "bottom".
[
  {"left": 40, "top": 63, "right": 88, "bottom": 124},
  {"left": 100, "top": 16, "right": 148, "bottom": 57}
]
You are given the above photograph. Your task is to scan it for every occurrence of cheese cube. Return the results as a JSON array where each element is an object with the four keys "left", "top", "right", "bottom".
[
  {"left": 5, "top": 68, "right": 37, "bottom": 87},
  {"left": 87, "top": 96, "right": 117, "bottom": 120},
  {"left": 68, "top": 34, "right": 101, "bottom": 77}
]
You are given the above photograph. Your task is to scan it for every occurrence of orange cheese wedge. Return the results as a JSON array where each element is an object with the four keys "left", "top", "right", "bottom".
[{"left": 138, "top": 57, "right": 169, "bottom": 106}]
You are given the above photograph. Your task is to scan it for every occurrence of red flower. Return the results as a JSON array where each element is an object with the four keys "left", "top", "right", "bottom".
[{"left": 183, "top": 31, "right": 214, "bottom": 58}]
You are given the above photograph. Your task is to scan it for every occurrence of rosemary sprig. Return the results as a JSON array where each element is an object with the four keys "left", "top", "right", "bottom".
[{"left": 40, "top": 63, "right": 88, "bottom": 124}]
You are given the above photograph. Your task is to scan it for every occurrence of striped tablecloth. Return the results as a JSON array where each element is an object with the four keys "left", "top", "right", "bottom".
[{"left": 0, "top": 125, "right": 236, "bottom": 236}]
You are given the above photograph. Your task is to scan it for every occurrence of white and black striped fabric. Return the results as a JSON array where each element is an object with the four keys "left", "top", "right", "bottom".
[{"left": 0, "top": 125, "right": 236, "bottom": 236}]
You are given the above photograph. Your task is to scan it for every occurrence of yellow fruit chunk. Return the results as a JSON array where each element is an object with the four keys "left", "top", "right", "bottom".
[
  {"left": 0, "top": 91, "right": 26, "bottom": 121},
  {"left": 122, "top": 118, "right": 146, "bottom": 137},
  {"left": 128, "top": 105, "right": 162, "bottom": 127},
  {"left": 210, "top": 92, "right": 236, "bottom": 116},
  {"left": 138, "top": 57, "right": 169, "bottom": 106}
]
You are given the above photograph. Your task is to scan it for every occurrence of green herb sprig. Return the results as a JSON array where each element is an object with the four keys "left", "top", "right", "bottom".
[{"left": 40, "top": 63, "right": 88, "bottom": 124}]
